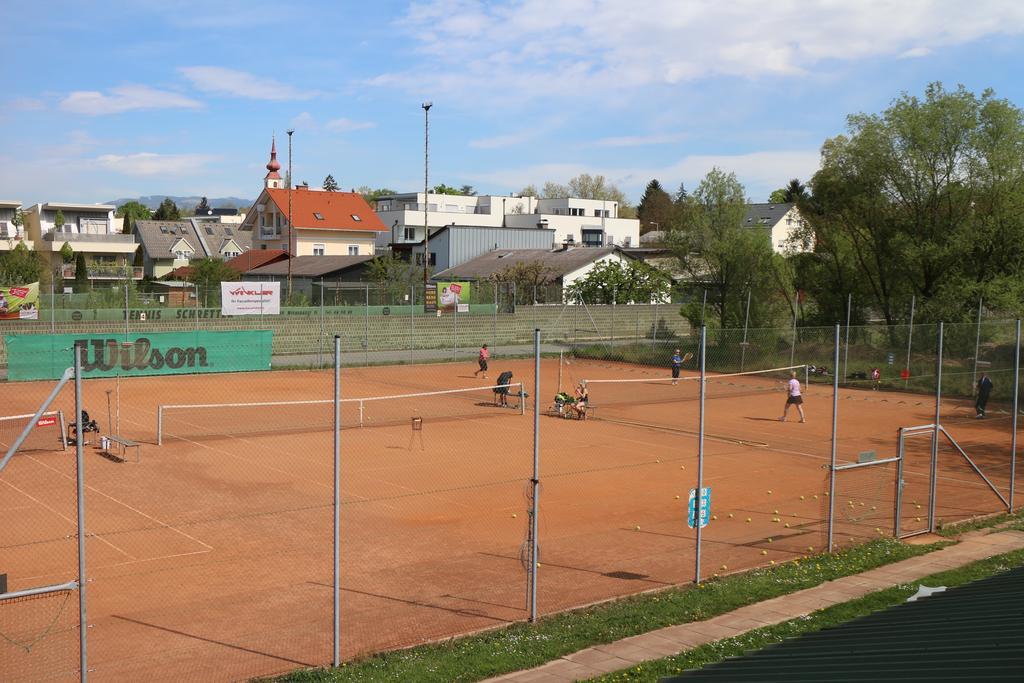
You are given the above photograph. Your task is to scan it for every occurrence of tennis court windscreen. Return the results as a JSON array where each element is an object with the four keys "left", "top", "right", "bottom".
[
  {"left": 582, "top": 365, "right": 806, "bottom": 428},
  {"left": 157, "top": 383, "right": 525, "bottom": 444},
  {"left": 0, "top": 412, "right": 66, "bottom": 454}
]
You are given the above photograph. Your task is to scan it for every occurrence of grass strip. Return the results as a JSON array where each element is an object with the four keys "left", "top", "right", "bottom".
[
  {"left": 275, "top": 538, "right": 941, "bottom": 683},
  {"left": 587, "top": 546, "right": 1024, "bottom": 682},
  {"left": 936, "top": 507, "right": 1024, "bottom": 537}
]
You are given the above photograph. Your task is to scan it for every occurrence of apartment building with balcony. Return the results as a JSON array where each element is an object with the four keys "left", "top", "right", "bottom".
[
  {"left": 375, "top": 192, "right": 640, "bottom": 254},
  {"left": 22, "top": 202, "right": 141, "bottom": 283},
  {"left": 0, "top": 200, "right": 30, "bottom": 249}
]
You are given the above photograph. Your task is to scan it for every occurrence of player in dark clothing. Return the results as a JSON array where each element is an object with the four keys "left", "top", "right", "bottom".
[{"left": 975, "top": 373, "right": 994, "bottom": 418}]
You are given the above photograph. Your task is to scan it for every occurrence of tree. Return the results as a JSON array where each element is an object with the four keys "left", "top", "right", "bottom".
[
  {"left": 565, "top": 259, "right": 670, "bottom": 305},
  {"left": 74, "top": 252, "right": 89, "bottom": 292},
  {"left": 768, "top": 188, "right": 788, "bottom": 204},
  {"left": 489, "top": 261, "right": 559, "bottom": 303},
  {"left": 0, "top": 243, "right": 44, "bottom": 285},
  {"left": 191, "top": 257, "right": 238, "bottom": 305},
  {"left": 518, "top": 184, "right": 540, "bottom": 197},
  {"left": 458, "top": 185, "right": 476, "bottom": 196},
  {"left": 116, "top": 200, "right": 152, "bottom": 233},
  {"left": 356, "top": 186, "right": 397, "bottom": 204},
  {"left": 59, "top": 242, "right": 74, "bottom": 263},
  {"left": 432, "top": 184, "right": 464, "bottom": 195},
  {"left": 637, "top": 179, "right": 674, "bottom": 234},
  {"left": 670, "top": 168, "right": 779, "bottom": 328},
  {"left": 783, "top": 178, "right": 807, "bottom": 203},
  {"left": 54, "top": 209, "right": 66, "bottom": 231},
  {"left": 366, "top": 252, "right": 419, "bottom": 303},
  {"left": 10, "top": 207, "right": 24, "bottom": 231},
  {"left": 323, "top": 175, "right": 340, "bottom": 192},
  {"left": 152, "top": 198, "right": 181, "bottom": 221},
  {"left": 673, "top": 182, "right": 688, "bottom": 204}
]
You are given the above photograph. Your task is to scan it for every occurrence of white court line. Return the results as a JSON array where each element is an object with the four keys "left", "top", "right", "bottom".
[
  {"left": 0, "top": 475, "right": 134, "bottom": 559},
  {"left": 25, "top": 453, "right": 213, "bottom": 552}
]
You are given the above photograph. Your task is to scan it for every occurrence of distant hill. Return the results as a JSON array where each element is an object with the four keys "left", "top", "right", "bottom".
[{"left": 107, "top": 195, "right": 253, "bottom": 212}]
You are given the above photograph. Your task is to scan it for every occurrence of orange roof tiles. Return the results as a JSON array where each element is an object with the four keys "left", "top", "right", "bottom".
[{"left": 264, "top": 188, "right": 386, "bottom": 233}]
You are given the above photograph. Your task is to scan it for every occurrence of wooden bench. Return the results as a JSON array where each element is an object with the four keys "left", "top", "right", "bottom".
[{"left": 104, "top": 435, "right": 141, "bottom": 463}]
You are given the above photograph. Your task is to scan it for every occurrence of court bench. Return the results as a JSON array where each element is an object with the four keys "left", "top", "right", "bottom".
[{"left": 103, "top": 435, "right": 140, "bottom": 463}]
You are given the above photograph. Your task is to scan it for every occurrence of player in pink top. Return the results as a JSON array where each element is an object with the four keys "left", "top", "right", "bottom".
[
  {"left": 474, "top": 344, "right": 490, "bottom": 379},
  {"left": 779, "top": 370, "right": 805, "bottom": 423}
]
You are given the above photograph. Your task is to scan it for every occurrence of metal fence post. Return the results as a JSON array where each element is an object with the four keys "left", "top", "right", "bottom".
[
  {"left": 790, "top": 308, "right": 797, "bottom": 367},
  {"left": 928, "top": 321, "right": 944, "bottom": 532},
  {"left": 740, "top": 289, "right": 751, "bottom": 372},
  {"left": 827, "top": 323, "right": 840, "bottom": 552},
  {"left": 843, "top": 293, "right": 851, "bottom": 382},
  {"left": 972, "top": 296, "right": 983, "bottom": 389},
  {"left": 1011, "top": 319, "right": 1020, "bottom": 511},
  {"left": 74, "top": 342, "right": 89, "bottom": 682},
  {"left": 529, "top": 329, "right": 541, "bottom": 621},
  {"left": 493, "top": 281, "right": 498, "bottom": 353},
  {"left": 50, "top": 278, "right": 55, "bottom": 334},
  {"left": 364, "top": 284, "right": 369, "bottom": 367},
  {"left": 195, "top": 283, "right": 200, "bottom": 333},
  {"left": 695, "top": 325, "right": 706, "bottom": 584},
  {"left": 453, "top": 301, "right": 458, "bottom": 362},
  {"left": 332, "top": 335, "right": 341, "bottom": 666},
  {"left": 319, "top": 277, "right": 325, "bottom": 369},
  {"left": 653, "top": 299, "right": 659, "bottom": 345},
  {"left": 410, "top": 284, "right": 415, "bottom": 363},
  {"left": 905, "top": 295, "right": 916, "bottom": 388}
]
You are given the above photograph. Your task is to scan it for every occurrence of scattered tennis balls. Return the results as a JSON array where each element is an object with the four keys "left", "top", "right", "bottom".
[
  {"left": 823, "top": 492, "right": 829, "bottom": 497},
  {"left": 773, "top": 509, "right": 779, "bottom": 515},
  {"left": 720, "top": 564, "right": 728, "bottom": 570},
  {"left": 916, "top": 504, "right": 922, "bottom": 510},
  {"left": 728, "top": 513, "right": 734, "bottom": 519},
  {"left": 813, "top": 494, "right": 819, "bottom": 500},
  {"left": 916, "top": 517, "right": 922, "bottom": 522},
  {"left": 807, "top": 546, "right": 814, "bottom": 552},
  {"left": 871, "top": 506, "right": 877, "bottom": 511}
]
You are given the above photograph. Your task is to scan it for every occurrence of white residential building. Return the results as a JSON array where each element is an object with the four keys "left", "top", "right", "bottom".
[
  {"left": 743, "top": 203, "right": 813, "bottom": 254},
  {"left": 0, "top": 200, "right": 29, "bottom": 249},
  {"left": 375, "top": 192, "right": 640, "bottom": 252},
  {"left": 22, "top": 202, "right": 141, "bottom": 282}
]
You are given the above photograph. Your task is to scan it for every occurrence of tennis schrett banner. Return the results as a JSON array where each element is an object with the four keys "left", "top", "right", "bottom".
[{"left": 4, "top": 330, "right": 273, "bottom": 381}]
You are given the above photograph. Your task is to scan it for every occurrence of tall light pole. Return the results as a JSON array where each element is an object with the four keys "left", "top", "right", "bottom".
[
  {"left": 422, "top": 102, "right": 432, "bottom": 286},
  {"left": 287, "top": 128, "right": 295, "bottom": 299}
]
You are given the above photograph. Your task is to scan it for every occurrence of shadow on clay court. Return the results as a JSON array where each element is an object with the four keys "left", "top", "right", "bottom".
[
  {"left": 312, "top": 583, "right": 517, "bottom": 621},
  {"left": 111, "top": 615, "right": 315, "bottom": 668}
]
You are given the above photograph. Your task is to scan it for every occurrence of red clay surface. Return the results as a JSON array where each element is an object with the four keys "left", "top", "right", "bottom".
[{"left": 0, "top": 358, "right": 1019, "bottom": 682}]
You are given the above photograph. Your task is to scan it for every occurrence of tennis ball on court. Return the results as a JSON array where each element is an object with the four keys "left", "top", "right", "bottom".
[
  {"left": 770, "top": 560, "right": 776, "bottom": 565},
  {"left": 875, "top": 528, "right": 881, "bottom": 533},
  {"left": 675, "top": 495, "right": 680, "bottom": 500},
  {"left": 916, "top": 517, "right": 922, "bottom": 522},
  {"left": 712, "top": 515, "right": 718, "bottom": 520},
  {"left": 871, "top": 506, "right": 877, "bottom": 511},
  {"left": 728, "top": 513, "right": 734, "bottom": 519},
  {"left": 745, "top": 517, "right": 752, "bottom": 523},
  {"left": 784, "top": 523, "right": 791, "bottom": 528},
  {"left": 767, "top": 490, "right": 773, "bottom": 494},
  {"left": 807, "top": 546, "right": 814, "bottom": 552},
  {"left": 761, "top": 550, "right": 768, "bottom": 555},
  {"left": 773, "top": 509, "right": 779, "bottom": 514},
  {"left": 767, "top": 537, "right": 773, "bottom": 543},
  {"left": 823, "top": 492, "right": 829, "bottom": 497},
  {"left": 680, "top": 465, "right": 685, "bottom": 470},
  {"left": 537, "top": 563, "right": 541, "bottom": 568},
  {"left": 511, "top": 513, "right": 517, "bottom": 518},
  {"left": 656, "top": 459, "right": 661, "bottom": 463},
  {"left": 860, "top": 502, "right": 865, "bottom": 507},
  {"left": 800, "top": 495, "right": 805, "bottom": 500},
  {"left": 635, "top": 525, "right": 641, "bottom": 531},
  {"left": 720, "top": 564, "right": 728, "bottom": 570},
  {"left": 813, "top": 495, "right": 819, "bottom": 500},
  {"left": 915, "top": 504, "right": 922, "bottom": 510}
]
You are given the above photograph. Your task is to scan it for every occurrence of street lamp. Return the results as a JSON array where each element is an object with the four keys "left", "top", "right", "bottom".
[
  {"left": 422, "top": 102, "right": 432, "bottom": 286},
  {"left": 286, "top": 128, "right": 295, "bottom": 299}
]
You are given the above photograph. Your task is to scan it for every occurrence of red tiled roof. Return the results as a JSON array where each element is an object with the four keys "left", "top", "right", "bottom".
[
  {"left": 166, "top": 265, "right": 194, "bottom": 279},
  {"left": 264, "top": 188, "right": 386, "bottom": 232},
  {"left": 225, "top": 249, "right": 288, "bottom": 273}
]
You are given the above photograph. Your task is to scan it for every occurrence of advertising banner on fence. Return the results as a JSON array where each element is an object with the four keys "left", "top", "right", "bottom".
[
  {"left": 4, "top": 330, "right": 273, "bottom": 381},
  {"left": 221, "top": 281, "right": 280, "bottom": 316},
  {"left": 0, "top": 282, "right": 40, "bottom": 320},
  {"left": 436, "top": 281, "right": 470, "bottom": 313}
]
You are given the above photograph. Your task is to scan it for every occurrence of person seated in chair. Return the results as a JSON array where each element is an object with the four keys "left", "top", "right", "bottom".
[
  {"left": 566, "top": 382, "right": 589, "bottom": 420},
  {"left": 494, "top": 370, "right": 514, "bottom": 407},
  {"left": 66, "top": 410, "right": 100, "bottom": 444}
]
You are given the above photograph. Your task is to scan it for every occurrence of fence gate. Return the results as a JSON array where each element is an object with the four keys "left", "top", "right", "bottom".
[
  {"left": 896, "top": 425, "right": 937, "bottom": 537},
  {"left": 833, "top": 451, "right": 902, "bottom": 546}
]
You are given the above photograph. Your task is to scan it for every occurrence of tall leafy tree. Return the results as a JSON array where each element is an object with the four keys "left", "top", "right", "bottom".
[
  {"left": 117, "top": 200, "right": 152, "bottom": 233},
  {"left": 489, "top": 261, "right": 559, "bottom": 303},
  {"left": 152, "top": 198, "right": 181, "bottom": 221},
  {"left": 458, "top": 185, "right": 476, "bottom": 196},
  {"left": 54, "top": 209, "right": 66, "bottom": 231},
  {"left": 636, "top": 179, "right": 674, "bottom": 233},
  {"left": 670, "top": 168, "right": 778, "bottom": 328},
  {"left": 367, "top": 252, "right": 419, "bottom": 302},
  {"left": 74, "top": 252, "right": 89, "bottom": 292},
  {"left": 783, "top": 178, "right": 807, "bottom": 203},
  {"left": 565, "top": 259, "right": 670, "bottom": 305},
  {"left": 322, "top": 175, "right": 340, "bottom": 192},
  {"left": 0, "top": 243, "right": 44, "bottom": 285}
]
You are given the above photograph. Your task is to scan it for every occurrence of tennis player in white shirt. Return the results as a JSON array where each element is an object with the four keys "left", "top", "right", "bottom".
[{"left": 779, "top": 370, "right": 805, "bottom": 423}]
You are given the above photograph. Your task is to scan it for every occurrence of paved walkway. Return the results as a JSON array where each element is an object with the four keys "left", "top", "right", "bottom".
[{"left": 484, "top": 530, "right": 1024, "bottom": 682}]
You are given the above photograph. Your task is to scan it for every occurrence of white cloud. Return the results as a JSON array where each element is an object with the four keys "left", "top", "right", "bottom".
[
  {"left": 592, "top": 133, "right": 689, "bottom": 148},
  {"left": 179, "top": 66, "right": 317, "bottom": 101},
  {"left": 899, "top": 46, "right": 933, "bottom": 58},
  {"left": 60, "top": 85, "right": 203, "bottom": 115},
  {"left": 372, "top": 0, "right": 1024, "bottom": 103},
  {"left": 324, "top": 118, "right": 375, "bottom": 133},
  {"left": 96, "top": 152, "right": 218, "bottom": 176}
]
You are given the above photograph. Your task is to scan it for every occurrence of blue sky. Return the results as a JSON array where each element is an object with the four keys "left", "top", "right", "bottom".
[{"left": 3, "top": 0, "right": 1024, "bottom": 206}]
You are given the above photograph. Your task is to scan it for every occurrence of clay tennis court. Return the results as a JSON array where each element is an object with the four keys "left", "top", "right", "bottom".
[{"left": 1, "top": 358, "right": 1019, "bottom": 681}]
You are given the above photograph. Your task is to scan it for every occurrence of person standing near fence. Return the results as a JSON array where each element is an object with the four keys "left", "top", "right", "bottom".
[
  {"left": 671, "top": 348, "right": 683, "bottom": 385},
  {"left": 975, "top": 372, "right": 993, "bottom": 418},
  {"left": 779, "top": 370, "right": 805, "bottom": 423},
  {"left": 871, "top": 367, "right": 881, "bottom": 390},
  {"left": 474, "top": 344, "right": 490, "bottom": 379}
]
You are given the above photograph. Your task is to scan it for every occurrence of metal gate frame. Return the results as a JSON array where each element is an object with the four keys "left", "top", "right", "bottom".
[{"left": 832, "top": 453, "right": 903, "bottom": 539}]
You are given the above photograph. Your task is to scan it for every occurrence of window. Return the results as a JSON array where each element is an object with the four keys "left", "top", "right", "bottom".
[
  {"left": 377, "top": 202, "right": 391, "bottom": 211},
  {"left": 159, "top": 226, "right": 168, "bottom": 234},
  {"left": 223, "top": 251, "right": 239, "bottom": 259},
  {"left": 313, "top": 244, "right": 326, "bottom": 256},
  {"left": 313, "top": 212, "right": 324, "bottom": 220},
  {"left": 174, "top": 251, "right": 190, "bottom": 260},
  {"left": 415, "top": 252, "right": 436, "bottom": 265},
  {"left": 348, "top": 246, "right": 359, "bottom": 256},
  {"left": 281, "top": 243, "right": 287, "bottom": 251},
  {"left": 568, "top": 207, "right": 584, "bottom": 217},
  {"left": 225, "top": 227, "right": 233, "bottom": 236},
  {"left": 581, "top": 229, "right": 604, "bottom": 247},
  {"left": 403, "top": 227, "right": 416, "bottom": 240},
  {"left": 205, "top": 226, "right": 214, "bottom": 235},
  {"left": 351, "top": 214, "right": 361, "bottom": 221}
]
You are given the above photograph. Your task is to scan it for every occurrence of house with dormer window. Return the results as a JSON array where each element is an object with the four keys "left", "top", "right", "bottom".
[
  {"left": 239, "top": 138, "right": 387, "bottom": 258},
  {"left": 134, "top": 218, "right": 252, "bottom": 278}
]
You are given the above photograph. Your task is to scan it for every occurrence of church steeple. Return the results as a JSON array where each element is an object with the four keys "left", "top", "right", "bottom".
[{"left": 264, "top": 136, "right": 283, "bottom": 189}]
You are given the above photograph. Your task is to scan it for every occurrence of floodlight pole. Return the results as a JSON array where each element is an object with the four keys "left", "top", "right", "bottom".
[
  {"left": 422, "top": 102, "right": 432, "bottom": 286},
  {"left": 287, "top": 129, "right": 295, "bottom": 300}
]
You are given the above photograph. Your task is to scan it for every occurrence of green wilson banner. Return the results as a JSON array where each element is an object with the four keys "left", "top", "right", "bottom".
[{"left": 5, "top": 330, "right": 273, "bottom": 381}]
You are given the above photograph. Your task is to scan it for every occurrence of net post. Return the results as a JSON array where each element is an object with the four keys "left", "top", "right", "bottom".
[
  {"left": 519, "top": 383, "right": 525, "bottom": 416},
  {"left": 827, "top": 324, "right": 840, "bottom": 552},
  {"left": 558, "top": 350, "right": 563, "bottom": 394},
  {"left": 333, "top": 334, "right": 341, "bottom": 668},
  {"left": 1011, "top": 319, "right": 1020, "bottom": 511},
  {"left": 695, "top": 324, "right": 706, "bottom": 585},
  {"left": 529, "top": 328, "right": 541, "bottom": 622},
  {"left": 928, "top": 321, "right": 943, "bottom": 532},
  {"left": 359, "top": 401, "right": 364, "bottom": 428},
  {"left": 73, "top": 342, "right": 89, "bottom": 682},
  {"left": 59, "top": 410, "right": 68, "bottom": 452},
  {"left": 157, "top": 405, "right": 163, "bottom": 446}
]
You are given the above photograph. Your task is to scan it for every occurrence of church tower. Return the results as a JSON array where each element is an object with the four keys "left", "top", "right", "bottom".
[{"left": 264, "top": 136, "right": 283, "bottom": 189}]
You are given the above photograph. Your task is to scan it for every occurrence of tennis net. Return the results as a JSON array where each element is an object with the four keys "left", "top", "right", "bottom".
[
  {"left": 157, "top": 383, "right": 525, "bottom": 444},
  {"left": 0, "top": 411, "right": 67, "bottom": 454},
  {"left": 581, "top": 365, "right": 807, "bottom": 427}
]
